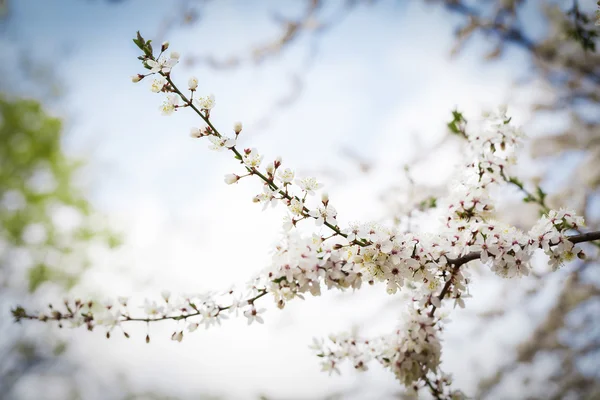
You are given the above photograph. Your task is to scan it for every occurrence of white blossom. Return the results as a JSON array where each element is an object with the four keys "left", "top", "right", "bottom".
[
  {"left": 190, "top": 127, "right": 202, "bottom": 138},
  {"left": 233, "top": 121, "right": 243, "bottom": 134},
  {"left": 195, "top": 94, "right": 215, "bottom": 110},
  {"left": 150, "top": 76, "right": 166, "bottom": 93},
  {"left": 224, "top": 174, "right": 240, "bottom": 185},
  {"left": 296, "top": 177, "right": 323, "bottom": 195},
  {"left": 288, "top": 198, "right": 305, "bottom": 216},
  {"left": 188, "top": 76, "right": 198, "bottom": 90},
  {"left": 309, "top": 205, "right": 338, "bottom": 226},
  {"left": 159, "top": 94, "right": 178, "bottom": 116},
  {"left": 277, "top": 168, "right": 294, "bottom": 184},
  {"left": 143, "top": 300, "right": 164, "bottom": 317},
  {"left": 146, "top": 53, "right": 179, "bottom": 74},
  {"left": 242, "top": 148, "right": 263, "bottom": 168},
  {"left": 243, "top": 306, "right": 265, "bottom": 325},
  {"left": 208, "top": 135, "right": 236, "bottom": 151}
]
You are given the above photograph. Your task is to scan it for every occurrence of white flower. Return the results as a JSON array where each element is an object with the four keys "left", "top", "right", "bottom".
[
  {"left": 208, "top": 136, "right": 236, "bottom": 151},
  {"left": 321, "top": 359, "right": 340, "bottom": 376},
  {"left": 188, "top": 76, "right": 198, "bottom": 90},
  {"left": 310, "top": 205, "right": 337, "bottom": 226},
  {"left": 146, "top": 53, "right": 179, "bottom": 74},
  {"left": 143, "top": 300, "right": 164, "bottom": 317},
  {"left": 277, "top": 168, "right": 294, "bottom": 184},
  {"left": 282, "top": 215, "right": 294, "bottom": 231},
  {"left": 95, "top": 309, "right": 120, "bottom": 327},
  {"left": 195, "top": 94, "right": 215, "bottom": 110},
  {"left": 224, "top": 174, "right": 239, "bottom": 185},
  {"left": 253, "top": 185, "right": 278, "bottom": 210},
  {"left": 242, "top": 148, "right": 263, "bottom": 168},
  {"left": 343, "top": 224, "right": 366, "bottom": 242},
  {"left": 150, "top": 76, "right": 166, "bottom": 93},
  {"left": 190, "top": 127, "right": 202, "bottom": 138},
  {"left": 159, "top": 94, "right": 179, "bottom": 116},
  {"left": 311, "top": 233, "right": 323, "bottom": 247},
  {"left": 199, "top": 305, "right": 220, "bottom": 329},
  {"left": 243, "top": 306, "right": 265, "bottom": 325},
  {"left": 102, "top": 298, "right": 114, "bottom": 309},
  {"left": 233, "top": 121, "right": 243, "bottom": 134},
  {"left": 296, "top": 177, "right": 323, "bottom": 195},
  {"left": 288, "top": 198, "right": 305, "bottom": 216},
  {"left": 371, "top": 233, "right": 393, "bottom": 254}
]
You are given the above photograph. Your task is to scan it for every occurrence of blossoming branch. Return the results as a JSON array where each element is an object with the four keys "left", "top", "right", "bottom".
[{"left": 12, "top": 32, "right": 600, "bottom": 400}]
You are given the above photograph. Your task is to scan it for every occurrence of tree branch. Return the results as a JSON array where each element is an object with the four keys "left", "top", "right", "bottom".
[{"left": 428, "top": 230, "right": 600, "bottom": 317}]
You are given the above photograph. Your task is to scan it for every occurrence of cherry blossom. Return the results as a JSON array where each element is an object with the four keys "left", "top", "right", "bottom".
[
  {"left": 145, "top": 52, "right": 179, "bottom": 74},
  {"left": 11, "top": 33, "right": 600, "bottom": 400}
]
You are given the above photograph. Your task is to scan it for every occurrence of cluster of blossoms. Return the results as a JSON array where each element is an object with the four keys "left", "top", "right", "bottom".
[
  {"left": 310, "top": 308, "right": 466, "bottom": 399},
  {"left": 265, "top": 233, "right": 361, "bottom": 308},
  {"left": 13, "top": 284, "right": 270, "bottom": 343},
  {"left": 467, "top": 105, "right": 524, "bottom": 187},
  {"left": 465, "top": 210, "right": 585, "bottom": 279},
  {"left": 13, "top": 33, "right": 599, "bottom": 399}
]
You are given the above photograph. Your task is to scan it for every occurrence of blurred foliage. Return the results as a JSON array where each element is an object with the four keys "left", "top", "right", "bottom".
[
  {"left": 0, "top": 96, "right": 121, "bottom": 398},
  {"left": 0, "top": 96, "right": 120, "bottom": 292}
]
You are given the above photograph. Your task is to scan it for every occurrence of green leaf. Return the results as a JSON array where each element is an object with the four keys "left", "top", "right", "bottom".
[
  {"left": 447, "top": 109, "right": 467, "bottom": 137},
  {"left": 536, "top": 185, "right": 547, "bottom": 203},
  {"left": 508, "top": 176, "right": 524, "bottom": 189}
]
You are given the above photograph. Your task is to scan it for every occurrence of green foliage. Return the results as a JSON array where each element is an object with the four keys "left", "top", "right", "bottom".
[
  {"left": 418, "top": 196, "right": 437, "bottom": 211},
  {"left": 447, "top": 110, "right": 467, "bottom": 138},
  {"left": 0, "top": 96, "right": 120, "bottom": 292}
]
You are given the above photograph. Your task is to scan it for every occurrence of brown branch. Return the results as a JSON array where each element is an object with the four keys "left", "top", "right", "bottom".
[{"left": 428, "top": 230, "right": 600, "bottom": 317}]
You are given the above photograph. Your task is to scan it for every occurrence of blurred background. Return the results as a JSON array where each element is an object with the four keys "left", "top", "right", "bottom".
[{"left": 0, "top": 0, "right": 599, "bottom": 399}]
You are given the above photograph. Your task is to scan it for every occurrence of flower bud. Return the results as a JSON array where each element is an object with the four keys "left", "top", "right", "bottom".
[
  {"left": 224, "top": 174, "right": 239, "bottom": 185},
  {"left": 161, "top": 290, "right": 171, "bottom": 302},
  {"left": 265, "top": 163, "right": 274, "bottom": 175},
  {"left": 233, "top": 121, "right": 243, "bottom": 134},
  {"left": 170, "top": 51, "right": 180, "bottom": 60},
  {"left": 188, "top": 76, "right": 198, "bottom": 90},
  {"left": 190, "top": 127, "right": 202, "bottom": 138},
  {"left": 161, "top": 41, "right": 169, "bottom": 52},
  {"left": 321, "top": 192, "right": 329, "bottom": 205},
  {"left": 131, "top": 74, "right": 144, "bottom": 83},
  {"left": 171, "top": 331, "right": 184, "bottom": 342}
]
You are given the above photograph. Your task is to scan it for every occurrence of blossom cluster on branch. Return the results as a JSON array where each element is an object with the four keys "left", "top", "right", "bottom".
[{"left": 12, "top": 32, "right": 600, "bottom": 399}]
